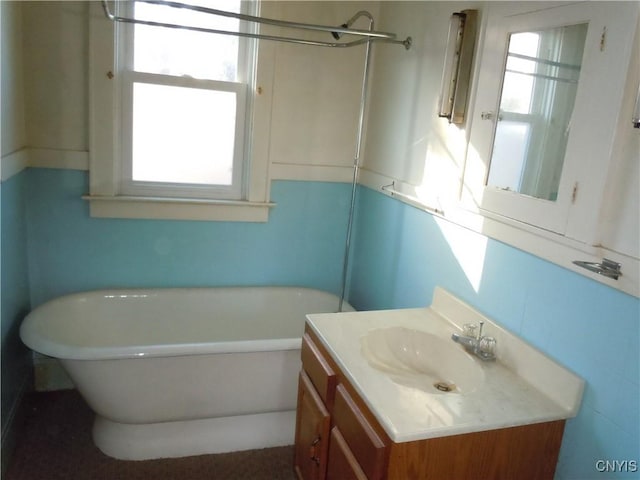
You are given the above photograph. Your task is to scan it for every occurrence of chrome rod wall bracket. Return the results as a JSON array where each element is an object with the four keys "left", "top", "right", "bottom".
[{"left": 573, "top": 258, "right": 622, "bottom": 280}]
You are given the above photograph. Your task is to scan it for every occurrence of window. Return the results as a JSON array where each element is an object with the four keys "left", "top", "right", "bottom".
[{"left": 88, "top": 0, "right": 273, "bottom": 221}]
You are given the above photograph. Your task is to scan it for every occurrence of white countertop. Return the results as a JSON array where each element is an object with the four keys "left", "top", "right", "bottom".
[{"left": 306, "top": 288, "right": 584, "bottom": 443}]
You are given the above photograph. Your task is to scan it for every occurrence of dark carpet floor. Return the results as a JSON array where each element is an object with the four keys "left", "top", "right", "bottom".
[{"left": 5, "top": 390, "right": 297, "bottom": 480}]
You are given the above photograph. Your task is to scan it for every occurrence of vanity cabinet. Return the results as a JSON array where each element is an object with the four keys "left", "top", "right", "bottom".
[
  {"left": 294, "top": 326, "right": 567, "bottom": 480},
  {"left": 294, "top": 331, "right": 336, "bottom": 480},
  {"left": 295, "top": 332, "right": 390, "bottom": 480}
]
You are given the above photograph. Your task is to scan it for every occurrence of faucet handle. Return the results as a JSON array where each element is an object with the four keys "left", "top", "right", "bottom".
[
  {"left": 462, "top": 323, "right": 477, "bottom": 337},
  {"left": 478, "top": 336, "right": 497, "bottom": 359}
]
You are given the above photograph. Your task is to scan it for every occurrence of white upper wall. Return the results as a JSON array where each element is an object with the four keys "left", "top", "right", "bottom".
[
  {"left": 1, "top": 1, "right": 27, "bottom": 157},
  {"left": 264, "top": 1, "right": 379, "bottom": 182},
  {"left": 22, "top": 1, "right": 88, "bottom": 152},
  {"left": 363, "top": 1, "right": 478, "bottom": 210}
]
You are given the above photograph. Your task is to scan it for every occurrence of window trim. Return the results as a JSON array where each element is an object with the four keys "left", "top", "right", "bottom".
[{"left": 87, "top": 1, "right": 274, "bottom": 222}]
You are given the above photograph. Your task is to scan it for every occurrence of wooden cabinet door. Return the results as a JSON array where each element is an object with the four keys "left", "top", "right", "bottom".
[
  {"left": 332, "top": 385, "right": 388, "bottom": 480},
  {"left": 326, "top": 427, "right": 368, "bottom": 480},
  {"left": 294, "top": 371, "right": 331, "bottom": 480}
]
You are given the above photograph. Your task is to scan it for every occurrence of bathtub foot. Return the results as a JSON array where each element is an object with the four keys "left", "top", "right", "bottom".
[{"left": 92, "top": 410, "right": 296, "bottom": 460}]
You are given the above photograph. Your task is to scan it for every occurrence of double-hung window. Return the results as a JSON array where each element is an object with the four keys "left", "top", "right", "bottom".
[{"left": 89, "top": 0, "right": 273, "bottom": 221}]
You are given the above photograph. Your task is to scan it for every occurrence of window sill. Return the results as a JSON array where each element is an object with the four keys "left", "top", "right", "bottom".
[{"left": 82, "top": 195, "right": 276, "bottom": 222}]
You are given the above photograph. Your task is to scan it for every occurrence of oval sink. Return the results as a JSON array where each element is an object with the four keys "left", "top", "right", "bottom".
[{"left": 360, "top": 326, "right": 484, "bottom": 394}]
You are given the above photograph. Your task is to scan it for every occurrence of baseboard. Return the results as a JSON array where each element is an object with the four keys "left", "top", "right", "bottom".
[{"left": 1, "top": 373, "right": 33, "bottom": 476}]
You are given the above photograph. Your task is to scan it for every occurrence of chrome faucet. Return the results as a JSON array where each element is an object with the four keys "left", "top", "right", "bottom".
[{"left": 451, "top": 321, "right": 496, "bottom": 361}]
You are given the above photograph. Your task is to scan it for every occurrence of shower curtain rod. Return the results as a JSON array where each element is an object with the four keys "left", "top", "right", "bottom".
[{"left": 101, "top": 0, "right": 412, "bottom": 49}]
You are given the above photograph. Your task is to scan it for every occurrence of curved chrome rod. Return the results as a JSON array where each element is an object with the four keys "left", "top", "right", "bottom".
[{"left": 101, "top": 1, "right": 412, "bottom": 49}]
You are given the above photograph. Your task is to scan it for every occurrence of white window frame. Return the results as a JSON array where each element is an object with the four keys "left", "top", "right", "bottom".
[{"left": 87, "top": 1, "right": 274, "bottom": 222}]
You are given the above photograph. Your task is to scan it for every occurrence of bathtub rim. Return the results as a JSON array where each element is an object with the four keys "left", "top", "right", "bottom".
[
  {"left": 20, "top": 285, "right": 353, "bottom": 361},
  {"left": 24, "top": 337, "right": 304, "bottom": 361}
]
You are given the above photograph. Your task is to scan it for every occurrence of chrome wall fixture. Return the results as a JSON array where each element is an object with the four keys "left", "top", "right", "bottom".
[
  {"left": 438, "top": 10, "right": 477, "bottom": 124},
  {"left": 573, "top": 258, "right": 622, "bottom": 280},
  {"left": 101, "top": 0, "right": 412, "bottom": 49},
  {"left": 381, "top": 182, "right": 445, "bottom": 216}
]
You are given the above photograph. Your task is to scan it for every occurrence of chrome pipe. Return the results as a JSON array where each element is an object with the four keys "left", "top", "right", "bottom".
[{"left": 338, "top": 17, "right": 374, "bottom": 312}]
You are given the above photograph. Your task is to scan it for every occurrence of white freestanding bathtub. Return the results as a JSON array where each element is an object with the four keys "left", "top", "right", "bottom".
[{"left": 20, "top": 286, "right": 353, "bottom": 460}]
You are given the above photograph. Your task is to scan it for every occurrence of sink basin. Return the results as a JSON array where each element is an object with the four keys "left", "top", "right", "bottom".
[{"left": 360, "top": 326, "right": 484, "bottom": 394}]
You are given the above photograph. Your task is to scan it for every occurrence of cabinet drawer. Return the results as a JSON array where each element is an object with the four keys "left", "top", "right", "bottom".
[
  {"left": 301, "top": 333, "right": 336, "bottom": 408},
  {"left": 327, "top": 427, "right": 368, "bottom": 480},
  {"left": 332, "top": 384, "right": 388, "bottom": 480}
]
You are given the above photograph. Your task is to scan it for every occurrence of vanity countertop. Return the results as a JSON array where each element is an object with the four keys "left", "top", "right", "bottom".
[{"left": 306, "top": 288, "right": 584, "bottom": 443}]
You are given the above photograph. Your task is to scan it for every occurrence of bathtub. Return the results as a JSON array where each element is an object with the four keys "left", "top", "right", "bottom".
[{"left": 20, "top": 286, "right": 353, "bottom": 460}]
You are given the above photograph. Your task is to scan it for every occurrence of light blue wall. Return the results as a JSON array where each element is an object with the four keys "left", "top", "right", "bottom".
[
  {"left": 348, "top": 186, "right": 639, "bottom": 480},
  {"left": 9, "top": 169, "right": 639, "bottom": 478},
  {"left": 26, "top": 169, "right": 351, "bottom": 307},
  {"left": 1, "top": 171, "right": 32, "bottom": 435}
]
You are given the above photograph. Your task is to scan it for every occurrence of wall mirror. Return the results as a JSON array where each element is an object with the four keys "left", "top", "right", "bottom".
[{"left": 487, "top": 23, "right": 588, "bottom": 201}]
